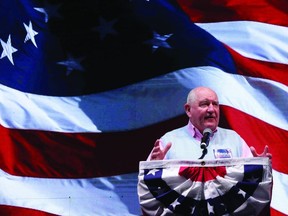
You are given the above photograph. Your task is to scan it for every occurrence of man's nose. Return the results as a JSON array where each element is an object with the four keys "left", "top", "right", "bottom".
[{"left": 207, "top": 103, "right": 214, "bottom": 112}]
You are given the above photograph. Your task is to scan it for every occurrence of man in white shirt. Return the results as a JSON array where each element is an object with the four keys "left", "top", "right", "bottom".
[{"left": 147, "top": 86, "right": 272, "bottom": 160}]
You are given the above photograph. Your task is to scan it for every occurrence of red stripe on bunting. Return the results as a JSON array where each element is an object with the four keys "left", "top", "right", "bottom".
[{"left": 270, "top": 207, "right": 286, "bottom": 216}]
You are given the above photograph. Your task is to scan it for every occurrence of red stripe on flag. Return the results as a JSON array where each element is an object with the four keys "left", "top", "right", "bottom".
[
  {"left": 219, "top": 105, "right": 288, "bottom": 174},
  {"left": 0, "top": 205, "right": 57, "bottom": 216},
  {"left": 3, "top": 104, "right": 287, "bottom": 177},
  {"left": 225, "top": 45, "right": 288, "bottom": 86},
  {"left": 0, "top": 116, "right": 187, "bottom": 178},
  {"left": 177, "top": 0, "right": 288, "bottom": 26}
]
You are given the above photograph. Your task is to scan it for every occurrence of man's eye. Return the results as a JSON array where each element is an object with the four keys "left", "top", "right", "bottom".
[{"left": 200, "top": 103, "right": 208, "bottom": 107}]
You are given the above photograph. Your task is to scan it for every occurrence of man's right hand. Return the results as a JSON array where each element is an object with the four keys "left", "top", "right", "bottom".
[{"left": 150, "top": 139, "right": 172, "bottom": 160}]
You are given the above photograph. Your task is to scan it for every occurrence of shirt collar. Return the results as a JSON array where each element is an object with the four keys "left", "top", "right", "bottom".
[{"left": 187, "top": 121, "right": 217, "bottom": 141}]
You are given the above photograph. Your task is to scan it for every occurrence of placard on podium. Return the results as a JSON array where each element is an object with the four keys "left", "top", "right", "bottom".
[{"left": 138, "top": 157, "right": 272, "bottom": 216}]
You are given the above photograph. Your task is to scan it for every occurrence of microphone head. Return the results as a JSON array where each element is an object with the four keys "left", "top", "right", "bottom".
[
  {"left": 200, "top": 142, "right": 207, "bottom": 149},
  {"left": 203, "top": 128, "right": 213, "bottom": 135},
  {"left": 200, "top": 128, "right": 213, "bottom": 149}
]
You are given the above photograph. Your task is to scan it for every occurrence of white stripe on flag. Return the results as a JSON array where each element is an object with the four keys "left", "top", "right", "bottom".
[
  {"left": 0, "top": 169, "right": 140, "bottom": 216},
  {"left": 0, "top": 66, "right": 286, "bottom": 132},
  {"left": 270, "top": 169, "right": 288, "bottom": 215},
  {"left": 197, "top": 21, "right": 288, "bottom": 64}
]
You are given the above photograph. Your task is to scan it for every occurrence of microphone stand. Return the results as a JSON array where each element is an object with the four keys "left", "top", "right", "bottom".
[{"left": 198, "top": 147, "right": 207, "bottom": 159}]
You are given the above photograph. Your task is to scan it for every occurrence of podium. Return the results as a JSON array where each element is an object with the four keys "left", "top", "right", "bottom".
[{"left": 138, "top": 157, "right": 272, "bottom": 216}]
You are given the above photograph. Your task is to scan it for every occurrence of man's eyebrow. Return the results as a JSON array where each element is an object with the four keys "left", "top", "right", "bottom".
[
  {"left": 199, "top": 99, "right": 219, "bottom": 104},
  {"left": 200, "top": 99, "right": 217, "bottom": 102}
]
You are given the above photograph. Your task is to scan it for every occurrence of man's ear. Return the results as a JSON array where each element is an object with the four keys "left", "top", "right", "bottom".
[{"left": 184, "top": 104, "right": 191, "bottom": 116}]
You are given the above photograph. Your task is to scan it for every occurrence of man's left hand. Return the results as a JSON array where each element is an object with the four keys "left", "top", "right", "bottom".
[{"left": 250, "top": 145, "right": 272, "bottom": 159}]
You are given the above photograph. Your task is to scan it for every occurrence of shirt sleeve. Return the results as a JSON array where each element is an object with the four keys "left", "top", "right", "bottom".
[{"left": 241, "top": 140, "right": 253, "bottom": 157}]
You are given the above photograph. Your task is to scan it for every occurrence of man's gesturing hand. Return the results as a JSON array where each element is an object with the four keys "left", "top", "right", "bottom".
[
  {"left": 150, "top": 139, "right": 172, "bottom": 160},
  {"left": 250, "top": 145, "right": 272, "bottom": 159}
]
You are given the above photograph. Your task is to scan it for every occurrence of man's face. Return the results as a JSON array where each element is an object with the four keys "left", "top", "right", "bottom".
[{"left": 185, "top": 90, "right": 220, "bottom": 133}]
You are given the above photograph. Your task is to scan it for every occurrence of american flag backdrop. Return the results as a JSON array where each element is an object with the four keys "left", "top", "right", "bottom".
[{"left": 0, "top": 0, "right": 287, "bottom": 215}]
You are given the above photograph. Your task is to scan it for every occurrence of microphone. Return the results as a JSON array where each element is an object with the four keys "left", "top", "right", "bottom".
[{"left": 200, "top": 128, "right": 213, "bottom": 149}]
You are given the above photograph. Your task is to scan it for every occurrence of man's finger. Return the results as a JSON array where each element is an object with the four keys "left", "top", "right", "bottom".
[
  {"left": 263, "top": 145, "right": 269, "bottom": 154},
  {"left": 163, "top": 142, "right": 172, "bottom": 155},
  {"left": 250, "top": 146, "right": 257, "bottom": 156},
  {"left": 154, "top": 139, "right": 160, "bottom": 147}
]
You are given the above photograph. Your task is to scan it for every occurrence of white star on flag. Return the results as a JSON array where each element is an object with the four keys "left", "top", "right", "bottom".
[
  {"left": 0, "top": 34, "right": 18, "bottom": 65},
  {"left": 144, "top": 32, "right": 173, "bottom": 52},
  {"left": 93, "top": 17, "right": 118, "bottom": 40},
  {"left": 57, "top": 54, "right": 85, "bottom": 76},
  {"left": 24, "top": 21, "right": 39, "bottom": 47}
]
